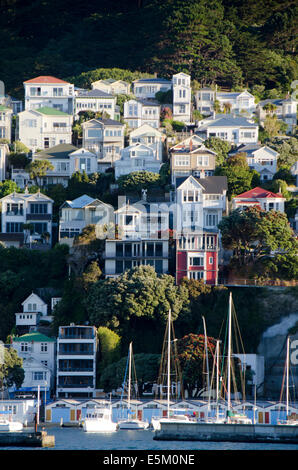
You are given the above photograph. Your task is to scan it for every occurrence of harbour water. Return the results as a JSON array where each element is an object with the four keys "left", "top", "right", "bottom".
[{"left": 1, "top": 426, "right": 298, "bottom": 451}]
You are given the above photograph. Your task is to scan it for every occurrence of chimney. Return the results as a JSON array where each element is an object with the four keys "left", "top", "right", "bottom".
[{"left": 189, "top": 139, "right": 193, "bottom": 152}]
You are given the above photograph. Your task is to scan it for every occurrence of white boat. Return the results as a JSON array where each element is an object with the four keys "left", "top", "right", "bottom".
[
  {"left": 151, "top": 413, "right": 191, "bottom": 431},
  {"left": 117, "top": 419, "right": 149, "bottom": 430},
  {"left": 83, "top": 402, "right": 117, "bottom": 432},
  {"left": 0, "top": 417, "right": 23, "bottom": 432},
  {"left": 117, "top": 343, "right": 149, "bottom": 430}
]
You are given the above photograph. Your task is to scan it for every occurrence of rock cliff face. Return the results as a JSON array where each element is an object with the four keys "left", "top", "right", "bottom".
[{"left": 258, "top": 312, "right": 298, "bottom": 399}]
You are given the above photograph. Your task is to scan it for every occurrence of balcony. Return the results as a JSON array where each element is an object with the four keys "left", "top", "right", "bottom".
[{"left": 26, "top": 213, "right": 51, "bottom": 221}]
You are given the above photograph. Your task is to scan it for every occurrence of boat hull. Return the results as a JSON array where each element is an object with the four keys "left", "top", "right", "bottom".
[
  {"left": 83, "top": 420, "right": 117, "bottom": 432},
  {"left": 0, "top": 421, "right": 23, "bottom": 432},
  {"left": 117, "top": 420, "right": 149, "bottom": 430}
]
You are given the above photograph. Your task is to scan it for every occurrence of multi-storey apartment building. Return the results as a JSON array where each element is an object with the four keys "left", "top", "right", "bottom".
[
  {"left": 23, "top": 76, "right": 74, "bottom": 114},
  {"left": 172, "top": 72, "right": 192, "bottom": 123},
  {"left": 17, "top": 107, "right": 73, "bottom": 151},
  {"left": 59, "top": 194, "right": 114, "bottom": 242},
  {"left": 82, "top": 118, "right": 125, "bottom": 172},
  {"left": 56, "top": 325, "right": 98, "bottom": 398},
  {"left": 0, "top": 189, "right": 53, "bottom": 247}
]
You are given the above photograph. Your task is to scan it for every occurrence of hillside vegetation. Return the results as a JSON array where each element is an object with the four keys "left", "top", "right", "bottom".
[{"left": 1, "top": 0, "right": 297, "bottom": 97}]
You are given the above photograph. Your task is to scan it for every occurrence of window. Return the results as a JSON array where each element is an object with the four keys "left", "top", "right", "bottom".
[
  {"left": 21, "top": 343, "right": 29, "bottom": 352},
  {"left": 209, "top": 257, "right": 213, "bottom": 264},
  {"left": 197, "top": 156, "right": 209, "bottom": 166},
  {"left": 30, "top": 203, "right": 48, "bottom": 214},
  {"left": 41, "top": 343, "right": 48, "bottom": 353},
  {"left": 33, "top": 372, "right": 45, "bottom": 381},
  {"left": 205, "top": 213, "right": 218, "bottom": 227},
  {"left": 175, "top": 155, "right": 190, "bottom": 167},
  {"left": 116, "top": 243, "right": 123, "bottom": 257},
  {"left": 88, "top": 129, "right": 101, "bottom": 138},
  {"left": 189, "top": 256, "right": 204, "bottom": 266},
  {"left": 188, "top": 271, "right": 204, "bottom": 280},
  {"left": 6, "top": 222, "right": 23, "bottom": 233}
]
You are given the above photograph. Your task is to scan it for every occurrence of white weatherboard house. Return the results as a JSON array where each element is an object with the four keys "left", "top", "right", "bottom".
[
  {"left": 0, "top": 104, "right": 13, "bottom": 141},
  {"left": 15, "top": 293, "right": 53, "bottom": 334},
  {"left": 195, "top": 88, "right": 256, "bottom": 117},
  {"left": 256, "top": 98, "right": 297, "bottom": 134},
  {"left": 82, "top": 118, "right": 125, "bottom": 171},
  {"left": 17, "top": 106, "right": 73, "bottom": 151},
  {"left": 31, "top": 144, "right": 98, "bottom": 186},
  {"left": 74, "top": 89, "right": 117, "bottom": 120},
  {"left": 0, "top": 142, "right": 9, "bottom": 181},
  {"left": 91, "top": 79, "right": 131, "bottom": 96},
  {"left": 229, "top": 144, "right": 279, "bottom": 181},
  {"left": 114, "top": 142, "right": 161, "bottom": 179},
  {"left": 232, "top": 187, "right": 286, "bottom": 213},
  {"left": 196, "top": 114, "right": 259, "bottom": 145},
  {"left": 23, "top": 75, "right": 74, "bottom": 114},
  {"left": 132, "top": 77, "right": 172, "bottom": 100},
  {"left": 123, "top": 99, "right": 160, "bottom": 129},
  {"left": 105, "top": 200, "right": 170, "bottom": 278},
  {"left": 59, "top": 194, "right": 114, "bottom": 242},
  {"left": 0, "top": 189, "right": 53, "bottom": 247},
  {"left": 129, "top": 124, "right": 165, "bottom": 163},
  {"left": 12, "top": 331, "right": 56, "bottom": 399},
  {"left": 172, "top": 72, "right": 191, "bottom": 123}
]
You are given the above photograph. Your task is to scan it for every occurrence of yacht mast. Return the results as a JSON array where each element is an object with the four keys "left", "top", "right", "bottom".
[
  {"left": 286, "top": 336, "right": 290, "bottom": 418},
  {"left": 167, "top": 309, "right": 171, "bottom": 418},
  {"left": 128, "top": 342, "right": 132, "bottom": 411},
  {"left": 227, "top": 292, "right": 232, "bottom": 417}
]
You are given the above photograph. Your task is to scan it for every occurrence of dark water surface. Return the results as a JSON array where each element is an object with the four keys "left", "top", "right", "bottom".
[{"left": 1, "top": 426, "right": 298, "bottom": 451}]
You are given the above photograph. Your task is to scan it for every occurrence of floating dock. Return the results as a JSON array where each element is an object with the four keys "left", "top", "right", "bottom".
[
  {"left": 0, "top": 431, "right": 55, "bottom": 447},
  {"left": 154, "top": 422, "right": 298, "bottom": 444}
]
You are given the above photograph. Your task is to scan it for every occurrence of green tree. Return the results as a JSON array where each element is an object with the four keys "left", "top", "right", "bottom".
[
  {"left": 84, "top": 265, "right": 189, "bottom": 353},
  {"left": 97, "top": 327, "right": 121, "bottom": 374},
  {"left": 215, "top": 153, "right": 254, "bottom": 199},
  {"left": 26, "top": 160, "right": 54, "bottom": 185},
  {"left": 0, "top": 347, "right": 24, "bottom": 391},
  {"left": 0, "top": 180, "right": 20, "bottom": 198},
  {"left": 177, "top": 333, "right": 217, "bottom": 398},
  {"left": 117, "top": 171, "right": 161, "bottom": 196},
  {"left": 204, "top": 137, "right": 231, "bottom": 166},
  {"left": 8, "top": 152, "right": 30, "bottom": 169}
]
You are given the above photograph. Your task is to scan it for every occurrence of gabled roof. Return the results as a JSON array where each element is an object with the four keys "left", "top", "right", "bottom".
[
  {"left": 206, "top": 114, "right": 257, "bottom": 128},
  {"left": 24, "top": 76, "right": 70, "bottom": 84},
  {"left": 76, "top": 89, "right": 114, "bottom": 98},
  {"left": 22, "top": 293, "right": 46, "bottom": 306},
  {"left": 176, "top": 175, "right": 228, "bottom": 194},
  {"left": 133, "top": 78, "right": 171, "bottom": 84},
  {"left": 13, "top": 332, "right": 56, "bottom": 343},
  {"left": 60, "top": 194, "right": 113, "bottom": 210},
  {"left": 234, "top": 187, "right": 284, "bottom": 199},
  {"left": 34, "top": 143, "right": 78, "bottom": 160},
  {"left": 82, "top": 118, "right": 124, "bottom": 127}
]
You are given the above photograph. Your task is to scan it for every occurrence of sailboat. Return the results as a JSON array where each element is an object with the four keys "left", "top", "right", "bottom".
[
  {"left": 117, "top": 342, "right": 149, "bottom": 430},
  {"left": 223, "top": 292, "right": 252, "bottom": 424},
  {"left": 277, "top": 336, "right": 298, "bottom": 426},
  {"left": 151, "top": 309, "right": 191, "bottom": 431}
]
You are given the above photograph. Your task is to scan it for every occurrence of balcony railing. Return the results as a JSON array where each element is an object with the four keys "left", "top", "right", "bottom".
[{"left": 58, "top": 350, "right": 94, "bottom": 356}]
